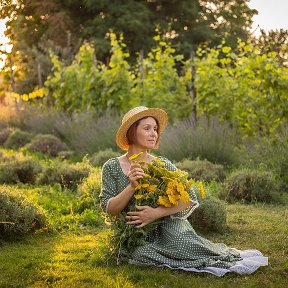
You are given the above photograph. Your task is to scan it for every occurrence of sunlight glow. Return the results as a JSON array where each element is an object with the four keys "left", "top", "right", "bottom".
[{"left": 0, "top": 18, "right": 13, "bottom": 69}]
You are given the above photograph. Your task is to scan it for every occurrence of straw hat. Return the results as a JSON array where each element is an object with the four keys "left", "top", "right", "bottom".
[{"left": 116, "top": 106, "right": 168, "bottom": 150}]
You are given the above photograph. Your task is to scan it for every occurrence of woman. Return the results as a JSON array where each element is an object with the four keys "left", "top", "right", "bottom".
[{"left": 100, "top": 106, "right": 268, "bottom": 276}]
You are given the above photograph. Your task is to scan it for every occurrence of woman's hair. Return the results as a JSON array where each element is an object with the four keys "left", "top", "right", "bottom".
[{"left": 126, "top": 116, "right": 160, "bottom": 148}]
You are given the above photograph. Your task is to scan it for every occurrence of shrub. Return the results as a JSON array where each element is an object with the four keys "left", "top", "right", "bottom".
[
  {"left": 0, "top": 186, "right": 47, "bottom": 238},
  {"left": 77, "top": 208, "right": 103, "bottom": 227},
  {"left": 159, "top": 117, "right": 240, "bottom": 166},
  {"left": 0, "top": 127, "right": 14, "bottom": 145},
  {"left": 36, "top": 160, "right": 90, "bottom": 190},
  {"left": 175, "top": 159, "right": 226, "bottom": 182},
  {"left": 77, "top": 168, "right": 102, "bottom": 210},
  {"left": 25, "top": 134, "right": 69, "bottom": 156},
  {"left": 223, "top": 169, "right": 279, "bottom": 203},
  {"left": 14, "top": 158, "right": 42, "bottom": 183},
  {"left": 90, "top": 148, "right": 120, "bottom": 167},
  {"left": 0, "top": 164, "right": 19, "bottom": 184},
  {"left": 23, "top": 185, "right": 104, "bottom": 231},
  {"left": 57, "top": 150, "right": 75, "bottom": 160},
  {"left": 4, "top": 129, "right": 33, "bottom": 149},
  {"left": 58, "top": 111, "right": 120, "bottom": 155},
  {"left": 0, "top": 158, "right": 42, "bottom": 184},
  {"left": 3, "top": 107, "right": 120, "bottom": 155},
  {"left": 0, "top": 150, "right": 15, "bottom": 162},
  {"left": 188, "top": 196, "right": 227, "bottom": 233},
  {"left": 239, "top": 126, "right": 288, "bottom": 192}
]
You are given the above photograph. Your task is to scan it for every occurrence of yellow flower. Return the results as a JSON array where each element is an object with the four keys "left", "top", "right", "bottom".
[
  {"left": 22, "top": 94, "right": 29, "bottom": 101},
  {"left": 135, "top": 194, "right": 144, "bottom": 200},
  {"left": 167, "top": 193, "right": 179, "bottom": 205},
  {"left": 176, "top": 181, "right": 185, "bottom": 193},
  {"left": 199, "top": 181, "right": 205, "bottom": 200},
  {"left": 135, "top": 183, "right": 149, "bottom": 190},
  {"left": 147, "top": 184, "right": 157, "bottom": 193},
  {"left": 129, "top": 152, "right": 143, "bottom": 161},
  {"left": 179, "top": 190, "right": 190, "bottom": 203},
  {"left": 157, "top": 196, "right": 172, "bottom": 207},
  {"left": 187, "top": 178, "right": 195, "bottom": 190},
  {"left": 135, "top": 184, "right": 142, "bottom": 190},
  {"left": 152, "top": 158, "right": 165, "bottom": 167}
]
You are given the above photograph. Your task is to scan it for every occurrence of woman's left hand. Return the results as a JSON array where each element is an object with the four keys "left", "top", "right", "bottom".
[{"left": 126, "top": 205, "right": 159, "bottom": 228}]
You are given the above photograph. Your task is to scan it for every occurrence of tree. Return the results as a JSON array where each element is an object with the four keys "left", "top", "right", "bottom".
[
  {"left": 0, "top": 0, "right": 77, "bottom": 93},
  {"left": 45, "top": 34, "right": 134, "bottom": 113},
  {"left": 251, "top": 28, "right": 288, "bottom": 67},
  {"left": 0, "top": 0, "right": 257, "bottom": 93}
]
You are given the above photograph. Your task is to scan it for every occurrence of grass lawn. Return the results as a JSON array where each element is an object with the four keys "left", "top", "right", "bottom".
[{"left": 1, "top": 204, "right": 287, "bottom": 288}]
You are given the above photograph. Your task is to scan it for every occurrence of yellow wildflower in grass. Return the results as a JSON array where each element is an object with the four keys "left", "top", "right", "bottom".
[{"left": 199, "top": 181, "right": 205, "bottom": 200}]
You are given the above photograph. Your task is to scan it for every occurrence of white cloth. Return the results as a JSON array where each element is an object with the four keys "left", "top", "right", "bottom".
[{"left": 129, "top": 249, "right": 268, "bottom": 277}]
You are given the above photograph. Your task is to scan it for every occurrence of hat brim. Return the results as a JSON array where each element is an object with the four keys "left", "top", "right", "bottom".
[{"left": 116, "top": 108, "right": 168, "bottom": 150}]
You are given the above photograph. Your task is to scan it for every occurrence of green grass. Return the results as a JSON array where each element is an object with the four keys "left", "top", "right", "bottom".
[{"left": 1, "top": 204, "right": 287, "bottom": 288}]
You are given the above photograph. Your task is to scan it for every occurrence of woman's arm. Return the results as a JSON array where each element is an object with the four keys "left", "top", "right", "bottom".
[
  {"left": 106, "top": 162, "right": 145, "bottom": 215},
  {"left": 126, "top": 199, "right": 194, "bottom": 228},
  {"left": 106, "top": 184, "right": 135, "bottom": 215}
]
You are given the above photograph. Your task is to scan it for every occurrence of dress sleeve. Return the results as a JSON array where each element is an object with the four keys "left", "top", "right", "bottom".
[
  {"left": 161, "top": 157, "right": 199, "bottom": 220},
  {"left": 99, "top": 159, "right": 118, "bottom": 213}
]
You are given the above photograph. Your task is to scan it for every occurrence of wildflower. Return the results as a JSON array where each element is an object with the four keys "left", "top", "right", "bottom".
[
  {"left": 158, "top": 195, "right": 172, "bottom": 207},
  {"left": 147, "top": 184, "right": 157, "bottom": 193},
  {"left": 129, "top": 152, "right": 143, "bottom": 161},
  {"left": 199, "top": 181, "right": 205, "bottom": 200}
]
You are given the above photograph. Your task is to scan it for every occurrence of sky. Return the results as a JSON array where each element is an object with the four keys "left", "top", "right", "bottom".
[
  {"left": 249, "top": 0, "right": 288, "bottom": 35},
  {"left": 1, "top": 0, "right": 288, "bottom": 63}
]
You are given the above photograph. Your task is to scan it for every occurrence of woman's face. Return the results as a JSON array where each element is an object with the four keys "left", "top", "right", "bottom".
[{"left": 134, "top": 117, "right": 158, "bottom": 149}]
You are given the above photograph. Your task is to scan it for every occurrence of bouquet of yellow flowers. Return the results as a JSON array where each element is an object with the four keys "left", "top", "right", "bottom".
[{"left": 108, "top": 153, "right": 204, "bottom": 263}]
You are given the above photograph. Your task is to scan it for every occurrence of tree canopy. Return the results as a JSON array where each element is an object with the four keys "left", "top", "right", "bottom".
[{"left": 1, "top": 0, "right": 257, "bottom": 93}]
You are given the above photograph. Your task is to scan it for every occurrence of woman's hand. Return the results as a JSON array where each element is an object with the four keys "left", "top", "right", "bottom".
[
  {"left": 126, "top": 205, "right": 159, "bottom": 228},
  {"left": 127, "top": 162, "right": 145, "bottom": 189}
]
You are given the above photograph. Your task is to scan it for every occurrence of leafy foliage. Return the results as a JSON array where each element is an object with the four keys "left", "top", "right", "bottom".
[
  {"left": 0, "top": 156, "right": 42, "bottom": 184},
  {"left": 36, "top": 160, "right": 90, "bottom": 190},
  {"left": 0, "top": 127, "right": 14, "bottom": 145},
  {"left": 25, "top": 134, "right": 69, "bottom": 157},
  {"left": 159, "top": 117, "right": 240, "bottom": 165},
  {"left": 10, "top": 34, "right": 288, "bottom": 139},
  {"left": 239, "top": 125, "right": 288, "bottom": 192},
  {"left": 0, "top": 186, "right": 47, "bottom": 238},
  {"left": 251, "top": 28, "right": 288, "bottom": 67},
  {"left": 223, "top": 169, "right": 279, "bottom": 203},
  {"left": 1, "top": 0, "right": 256, "bottom": 93},
  {"left": 189, "top": 196, "right": 227, "bottom": 233},
  {"left": 90, "top": 148, "right": 121, "bottom": 167},
  {"left": 45, "top": 43, "right": 106, "bottom": 112},
  {"left": 45, "top": 34, "right": 134, "bottom": 113},
  {"left": 175, "top": 159, "right": 226, "bottom": 182},
  {"left": 192, "top": 41, "right": 288, "bottom": 136},
  {"left": 132, "top": 33, "right": 187, "bottom": 120},
  {"left": 3, "top": 129, "right": 33, "bottom": 149}
]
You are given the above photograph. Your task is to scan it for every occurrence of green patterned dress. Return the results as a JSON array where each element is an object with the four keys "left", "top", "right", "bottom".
[{"left": 100, "top": 157, "right": 268, "bottom": 276}]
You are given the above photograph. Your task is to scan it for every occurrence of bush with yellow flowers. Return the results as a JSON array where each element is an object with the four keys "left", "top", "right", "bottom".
[{"left": 108, "top": 153, "right": 204, "bottom": 264}]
